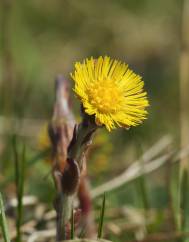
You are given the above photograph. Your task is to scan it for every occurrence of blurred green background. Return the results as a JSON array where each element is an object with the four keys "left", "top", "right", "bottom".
[{"left": 0, "top": 0, "right": 185, "bottom": 241}]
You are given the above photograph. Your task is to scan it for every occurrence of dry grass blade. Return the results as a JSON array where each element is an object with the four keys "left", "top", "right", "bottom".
[
  {"left": 129, "top": 231, "right": 189, "bottom": 242},
  {"left": 91, "top": 134, "right": 173, "bottom": 199},
  {"left": 0, "top": 115, "right": 46, "bottom": 137},
  {"left": 92, "top": 140, "right": 189, "bottom": 199},
  {"left": 27, "top": 229, "right": 56, "bottom": 242}
]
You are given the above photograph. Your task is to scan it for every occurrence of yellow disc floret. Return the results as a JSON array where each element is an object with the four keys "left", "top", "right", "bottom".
[
  {"left": 71, "top": 56, "right": 149, "bottom": 131},
  {"left": 87, "top": 79, "right": 123, "bottom": 113}
]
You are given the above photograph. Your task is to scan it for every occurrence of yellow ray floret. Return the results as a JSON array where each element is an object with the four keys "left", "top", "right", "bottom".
[{"left": 71, "top": 56, "right": 149, "bottom": 131}]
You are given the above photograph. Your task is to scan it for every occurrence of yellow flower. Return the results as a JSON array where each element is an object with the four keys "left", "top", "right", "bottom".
[
  {"left": 38, "top": 124, "right": 51, "bottom": 149},
  {"left": 71, "top": 56, "right": 149, "bottom": 131},
  {"left": 38, "top": 123, "right": 52, "bottom": 163}
]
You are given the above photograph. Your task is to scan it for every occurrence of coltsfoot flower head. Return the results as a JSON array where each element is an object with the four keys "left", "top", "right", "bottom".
[{"left": 71, "top": 56, "right": 149, "bottom": 131}]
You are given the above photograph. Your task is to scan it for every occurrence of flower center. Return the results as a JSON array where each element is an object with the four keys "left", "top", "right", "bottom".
[{"left": 87, "top": 79, "right": 122, "bottom": 113}]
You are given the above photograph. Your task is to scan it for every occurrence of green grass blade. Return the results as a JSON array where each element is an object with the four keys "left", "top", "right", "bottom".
[
  {"left": 70, "top": 207, "right": 74, "bottom": 239},
  {"left": 17, "top": 144, "right": 26, "bottom": 242},
  {"left": 135, "top": 174, "right": 149, "bottom": 210},
  {"left": 180, "top": 169, "right": 189, "bottom": 242},
  {"left": 97, "top": 192, "right": 106, "bottom": 239},
  {"left": 0, "top": 193, "right": 10, "bottom": 242},
  {"left": 134, "top": 139, "right": 149, "bottom": 210},
  {"left": 1, "top": 148, "right": 50, "bottom": 189},
  {"left": 12, "top": 137, "right": 26, "bottom": 242},
  {"left": 12, "top": 135, "right": 19, "bottom": 197}
]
